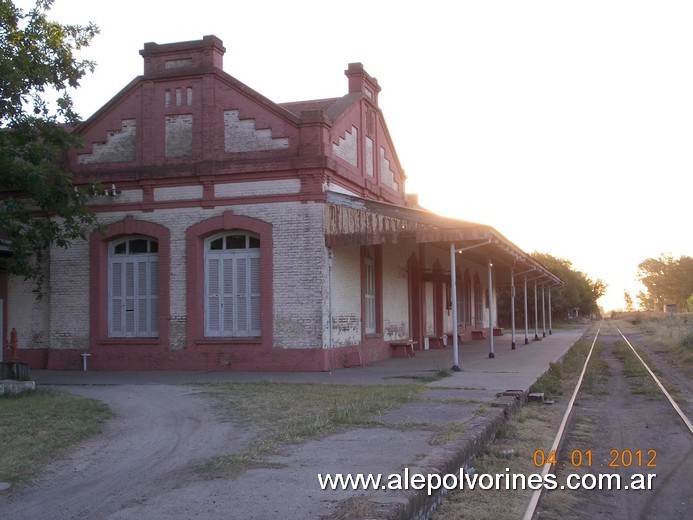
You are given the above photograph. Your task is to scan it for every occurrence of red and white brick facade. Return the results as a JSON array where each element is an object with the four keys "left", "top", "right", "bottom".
[{"left": 2, "top": 35, "right": 558, "bottom": 371}]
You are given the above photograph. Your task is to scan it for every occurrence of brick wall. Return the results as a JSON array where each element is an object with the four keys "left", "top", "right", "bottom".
[
  {"left": 77, "top": 119, "right": 136, "bottom": 164},
  {"left": 49, "top": 239, "right": 90, "bottom": 349},
  {"left": 327, "top": 246, "right": 361, "bottom": 347},
  {"left": 332, "top": 125, "right": 358, "bottom": 166},
  {"left": 382, "top": 244, "right": 413, "bottom": 341},
  {"left": 165, "top": 114, "right": 193, "bottom": 157},
  {"left": 223, "top": 110, "right": 290, "bottom": 152},
  {"left": 7, "top": 265, "right": 49, "bottom": 349}
]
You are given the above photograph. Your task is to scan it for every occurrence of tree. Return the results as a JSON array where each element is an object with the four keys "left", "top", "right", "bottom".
[
  {"left": 623, "top": 290, "right": 634, "bottom": 311},
  {"left": 0, "top": 0, "right": 100, "bottom": 278},
  {"left": 637, "top": 253, "right": 693, "bottom": 311},
  {"left": 497, "top": 252, "right": 606, "bottom": 326},
  {"left": 530, "top": 252, "right": 606, "bottom": 319}
]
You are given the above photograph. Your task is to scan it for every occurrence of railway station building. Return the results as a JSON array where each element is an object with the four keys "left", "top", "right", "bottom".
[{"left": 1, "top": 36, "right": 561, "bottom": 371}]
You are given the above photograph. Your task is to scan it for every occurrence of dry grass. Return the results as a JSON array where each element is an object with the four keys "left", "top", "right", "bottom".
[
  {"left": 0, "top": 388, "right": 112, "bottom": 486},
  {"left": 613, "top": 312, "right": 693, "bottom": 368},
  {"left": 433, "top": 327, "right": 606, "bottom": 520},
  {"left": 432, "top": 402, "right": 566, "bottom": 520},
  {"left": 195, "top": 381, "right": 423, "bottom": 477}
]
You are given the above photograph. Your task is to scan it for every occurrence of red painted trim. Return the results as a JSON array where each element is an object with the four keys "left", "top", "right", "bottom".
[
  {"left": 432, "top": 260, "right": 444, "bottom": 337},
  {"left": 19, "top": 342, "right": 377, "bottom": 372},
  {"left": 185, "top": 211, "right": 273, "bottom": 349},
  {"left": 88, "top": 193, "right": 323, "bottom": 214},
  {"left": 0, "top": 271, "right": 6, "bottom": 351},
  {"left": 89, "top": 217, "right": 171, "bottom": 349},
  {"left": 360, "top": 245, "right": 383, "bottom": 338}
]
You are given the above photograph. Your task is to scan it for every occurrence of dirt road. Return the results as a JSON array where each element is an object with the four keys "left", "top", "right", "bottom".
[{"left": 0, "top": 385, "right": 254, "bottom": 520}]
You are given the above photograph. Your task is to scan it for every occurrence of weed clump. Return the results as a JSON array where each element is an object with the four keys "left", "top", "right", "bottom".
[{"left": 681, "top": 332, "right": 693, "bottom": 350}]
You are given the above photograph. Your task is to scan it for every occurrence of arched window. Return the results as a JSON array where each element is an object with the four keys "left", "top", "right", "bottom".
[
  {"left": 109, "top": 236, "right": 158, "bottom": 337},
  {"left": 205, "top": 232, "right": 261, "bottom": 337}
]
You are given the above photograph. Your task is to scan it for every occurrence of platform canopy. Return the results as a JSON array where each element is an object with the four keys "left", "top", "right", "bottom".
[{"left": 325, "top": 191, "right": 562, "bottom": 286}]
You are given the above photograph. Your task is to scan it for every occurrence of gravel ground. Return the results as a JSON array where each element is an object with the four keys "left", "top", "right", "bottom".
[{"left": 0, "top": 385, "right": 254, "bottom": 520}]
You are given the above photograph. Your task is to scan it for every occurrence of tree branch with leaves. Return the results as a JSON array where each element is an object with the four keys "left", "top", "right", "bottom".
[{"left": 0, "top": 0, "right": 100, "bottom": 278}]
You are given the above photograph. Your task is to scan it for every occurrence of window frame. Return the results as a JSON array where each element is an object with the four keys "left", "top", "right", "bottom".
[
  {"left": 186, "top": 211, "right": 273, "bottom": 348},
  {"left": 361, "top": 245, "right": 382, "bottom": 337},
  {"left": 90, "top": 217, "right": 170, "bottom": 347},
  {"left": 204, "top": 232, "right": 261, "bottom": 338},
  {"left": 108, "top": 236, "right": 159, "bottom": 338}
]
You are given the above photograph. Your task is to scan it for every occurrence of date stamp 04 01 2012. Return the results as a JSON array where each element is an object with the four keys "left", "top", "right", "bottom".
[{"left": 533, "top": 449, "right": 657, "bottom": 469}]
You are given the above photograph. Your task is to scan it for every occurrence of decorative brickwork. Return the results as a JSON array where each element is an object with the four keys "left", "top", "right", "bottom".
[
  {"left": 223, "top": 110, "right": 289, "bottom": 152},
  {"left": 77, "top": 119, "right": 136, "bottom": 164},
  {"left": 332, "top": 125, "right": 358, "bottom": 166}
]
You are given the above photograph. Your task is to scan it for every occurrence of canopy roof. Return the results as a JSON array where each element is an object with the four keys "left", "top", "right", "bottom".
[{"left": 325, "top": 191, "right": 562, "bottom": 287}]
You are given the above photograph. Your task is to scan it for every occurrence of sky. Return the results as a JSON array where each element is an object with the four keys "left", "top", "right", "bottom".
[{"left": 38, "top": 0, "right": 692, "bottom": 311}]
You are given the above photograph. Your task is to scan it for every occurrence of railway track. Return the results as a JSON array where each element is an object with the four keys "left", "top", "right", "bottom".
[{"left": 525, "top": 320, "right": 693, "bottom": 520}]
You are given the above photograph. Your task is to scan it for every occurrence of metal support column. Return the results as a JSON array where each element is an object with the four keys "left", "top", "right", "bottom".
[
  {"left": 488, "top": 259, "right": 495, "bottom": 358},
  {"left": 548, "top": 287, "right": 553, "bottom": 335},
  {"left": 510, "top": 268, "right": 516, "bottom": 350},
  {"left": 450, "top": 243, "right": 460, "bottom": 372},
  {"left": 523, "top": 275, "right": 529, "bottom": 345},
  {"left": 534, "top": 280, "right": 540, "bottom": 341},
  {"left": 541, "top": 284, "right": 546, "bottom": 338}
]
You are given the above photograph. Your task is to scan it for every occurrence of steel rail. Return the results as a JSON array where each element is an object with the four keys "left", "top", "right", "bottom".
[
  {"left": 522, "top": 324, "right": 602, "bottom": 520},
  {"left": 614, "top": 324, "right": 693, "bottom": 435},
  {"left": 523, "top": 322, "right": 692, "bottom": 520}
]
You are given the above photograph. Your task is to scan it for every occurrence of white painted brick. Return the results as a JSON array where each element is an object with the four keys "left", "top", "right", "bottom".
[
  {"left": 214, "top": 179, "right": 300, "bottom": 198},
  {"left": 326, "top": 246, "right": 361, "bottom": 347},
  {"left": 48, "top": 240, "right": 90, "bottom": 349},
  {"left": 20, "top": 200, "right": 496, "bottom": 356},
  {"left": 6, "top": 264, "right": 50, "bottom": 351},
  {"left": 379, "top": 147, "right": 399, "bottom": 191},
  {"left": 382, "top": 244, "right": 413, "bottom": 340},
  {"left": 165, "top": 114, "right": 193, "bottom": 157},
  {"left": 224, "top": 110, "right": 289, "bottom": 152},
  {"left": 78, "top": 119, "right": 136, "bottom": 164},
  {"left": 332, "top": 125, "right": 358, "bottom": 166},
  {"left": 365, "top": 136, "right": 374, "bottom": 176},
  {"left": 154, "top": 185, "right": 203, "bottom": 202}
]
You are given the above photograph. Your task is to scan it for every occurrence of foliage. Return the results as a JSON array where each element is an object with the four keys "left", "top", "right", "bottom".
[
  {"left": 636, "top": 253, "right": 693, "bottom": 311},
  {"left": 623, "top": 290, "right": 634, "bottom": 312},
  {"left": 497, "top": 253, "right": 605, "bottom": 327},
  {"left": 530, "top": 252, "right": 606, "bottom": 319},
  {"left": 0, "top": 0, "right": 100, "bottom": 278}
]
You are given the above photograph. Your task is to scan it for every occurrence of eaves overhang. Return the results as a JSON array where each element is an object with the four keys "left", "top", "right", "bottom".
[{"left": 325, "top": 191, "right": 562, "bottom": 287}]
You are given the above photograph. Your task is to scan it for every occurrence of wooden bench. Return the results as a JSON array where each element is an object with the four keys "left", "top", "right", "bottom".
[
  {"left": 471, "top": 329, "right": 486, "bottom": 340},
  {"left": 427, "top": 336, "right": 446, "bottom": 349},
  {"left": 493, "top": 327, "right": 503, "bottom": 336},
  {"left": 445, "top": 333, "right": 464, "bottom": 346},
  {"left": 390, "top": 340, "right": 416, "bottom": 358}
]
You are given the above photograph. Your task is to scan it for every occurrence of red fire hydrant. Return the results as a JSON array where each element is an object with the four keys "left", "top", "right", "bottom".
[{"left": 6, "top": 328, "right": 19, "bottom": 363}]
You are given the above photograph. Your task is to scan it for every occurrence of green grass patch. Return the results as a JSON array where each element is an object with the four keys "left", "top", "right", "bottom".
[
  {"left": 433, "top": 402, "right": 567, "bottom": 520},
  {"left": 611, "top": 340, "right": 680, "bottom": 399},
  {"left": 386, "top": 368, "right": 452, "bottom": 383},
  {"left": 196, "top": 382, "right": 423, "bottom": 477},
  {"left": 0, "top": 388, "right": 112, "bottom": 487},
  {"left": 580, "top": 342, "right": 610, "bottom": 395},
  {"left": 529, "top": 334, "right": 596, "bottom": 399}
]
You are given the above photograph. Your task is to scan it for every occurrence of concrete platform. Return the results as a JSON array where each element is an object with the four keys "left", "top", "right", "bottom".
[{"left": 12, "top": 326, "right": 589, "bottom": 520}]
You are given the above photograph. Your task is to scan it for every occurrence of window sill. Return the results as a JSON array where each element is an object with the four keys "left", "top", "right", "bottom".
[
  {"left": 194, "top": 337, "right": 262, "bottom": 346},
  {"left": 97, "top": 338, "right": 161, "bottom": 346}
]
